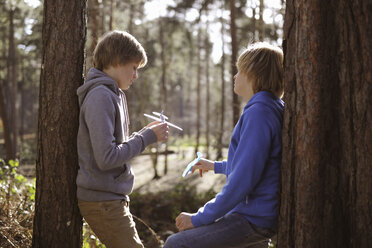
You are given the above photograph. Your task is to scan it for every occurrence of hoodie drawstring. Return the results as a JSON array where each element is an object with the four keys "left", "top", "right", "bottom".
[{"left": 119, "top": 90, "right": 130, "bottom": 141}]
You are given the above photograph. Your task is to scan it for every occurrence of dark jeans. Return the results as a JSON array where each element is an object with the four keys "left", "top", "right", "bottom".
[{"left": 163, "top": 213, "right": 275, "bottom": 248}]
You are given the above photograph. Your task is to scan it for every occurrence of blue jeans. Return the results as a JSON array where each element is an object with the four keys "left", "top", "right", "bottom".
[{"left": 163, "top": 213, "right": 275, "bottom": 248}]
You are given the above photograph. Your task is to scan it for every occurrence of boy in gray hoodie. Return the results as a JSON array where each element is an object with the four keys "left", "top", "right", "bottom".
[{"left": 76, "top": 30, "right": 168, "bottom": 248}]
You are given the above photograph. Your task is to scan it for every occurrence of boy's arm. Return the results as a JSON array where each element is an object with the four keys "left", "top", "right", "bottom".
[
  {"left": 84, "top": 90, "right": 157, "bottom": 171},
  {"left": 191, "top": 106, "right": 272, "bottom": 227}
]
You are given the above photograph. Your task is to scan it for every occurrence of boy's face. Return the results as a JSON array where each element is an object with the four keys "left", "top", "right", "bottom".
[
  {"left": 107, "top": 61, "right": 140, "bottom": 90},
  {"left": 234, "top": 71, "right": 254, "bottom": 102}
]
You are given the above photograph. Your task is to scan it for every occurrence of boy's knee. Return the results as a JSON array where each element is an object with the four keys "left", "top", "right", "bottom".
[{"left": 163, "top": 233, "right": 180, "bottom": 248}]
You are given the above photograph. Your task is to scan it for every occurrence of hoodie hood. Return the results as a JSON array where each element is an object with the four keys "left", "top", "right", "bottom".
[
  {"left": 245, "top": 91, "right": 284, "bottom": 122},
  {"left": 77, "top": 68, "right": 120, "bottom": 107}
]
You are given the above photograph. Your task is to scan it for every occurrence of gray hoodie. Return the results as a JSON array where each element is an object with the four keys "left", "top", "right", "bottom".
[{"left": 76, "top": 68, "right": 157, "bottom": 201}]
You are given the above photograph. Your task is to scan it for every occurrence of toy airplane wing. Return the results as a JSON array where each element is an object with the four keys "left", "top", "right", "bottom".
[{"left": 144, "top": 114, "right": 183, "bottom": 131}]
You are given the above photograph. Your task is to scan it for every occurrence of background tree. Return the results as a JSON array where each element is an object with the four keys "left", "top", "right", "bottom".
[
  {"left": 229, "top": 0, "right": 239, "bottom": 125},
  {"left": 216, "top": 1, "right": 226, "bottom": 160},
  {"left": 278, "top": 0, "right": 372, "bottom": 247},
  {"left": 32, "top": 0, "right": 86, "bottom": 246}
]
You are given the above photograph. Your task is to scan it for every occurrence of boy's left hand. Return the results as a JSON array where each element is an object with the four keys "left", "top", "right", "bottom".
[{"left": 175, "top": 212, "right": 194, "bottom": 231}]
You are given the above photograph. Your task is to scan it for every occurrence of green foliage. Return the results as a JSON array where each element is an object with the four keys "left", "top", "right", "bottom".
[
  {"left": 82, "top": 221, "right": 106, "bottom": 248},
  {"left": 0, "top": 159, "right": 35, "bottom": 203},
  {"left": 0, "top": 159, "right": 34, "bottom": 247}
]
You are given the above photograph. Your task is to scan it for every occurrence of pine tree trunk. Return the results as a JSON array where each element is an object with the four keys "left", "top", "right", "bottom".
[
  {"left": 89, "top": 0, "right": 99, "bottom": 56},
  {"left": 0, "top": 81, "right": 13, "bottom": 161},
  {"left": 159, "top": 19, "right": 168, "bottom": 175},
  {"left": 9, "top": 9, "right": 18, "bottom": 158},
  {"left": 205, "top": 12, "right": 210, "bottom": 158},
  {"left": 229, "top": 0, "right": 239, "bottom": 126},
  {"left": 278, "top": 1, "right": 372, "bottom": 247},
  {"left": 252, "top": 5, "right": 257, "bottom": 41},
  {"left": 258, "top": 0, "right": 264, "bottom": 41},
  {"left": 32, "top": 0, "right": 87, "bottom": 247},
  {"left": 216, "top": 5, "right": 226, "bottom": 161},
  {"left": 109, "top": 0, "right": 115, "bottom": 30},
  {"left": 195, "top": 27, "right": 202, "bottom": 154}
]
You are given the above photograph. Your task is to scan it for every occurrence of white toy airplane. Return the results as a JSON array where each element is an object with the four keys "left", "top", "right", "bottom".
[{"left": 144, "top": 110, "right": 183, "bottom": 131}]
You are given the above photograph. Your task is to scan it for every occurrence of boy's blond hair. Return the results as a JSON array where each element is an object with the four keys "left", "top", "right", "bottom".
[
  {"left": 237, "top": 42, "right": 284, "bottom": 98},
  {"left": 93, "top": 30, "right": 147, "bottom": 71}
]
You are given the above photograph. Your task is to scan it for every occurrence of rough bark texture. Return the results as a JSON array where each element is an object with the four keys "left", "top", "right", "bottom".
[
  {"left": 278, "top": 0, "right": 372, "bottom": 247},
  {"left": 32, "top": 0, "right": 86, "bottom": 247}
]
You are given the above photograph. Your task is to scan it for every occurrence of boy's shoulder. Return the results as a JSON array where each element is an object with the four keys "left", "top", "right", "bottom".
[{"left": 83, "top": 84, "right": 119, "bottom": 106}]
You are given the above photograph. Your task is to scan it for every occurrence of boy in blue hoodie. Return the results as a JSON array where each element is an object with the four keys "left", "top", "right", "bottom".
[
  {"left": 164, "top": 42, "right": 284, "bottom": 248},
  {"left": 76, "top": 31, "right": 169, "bottom": 248}
]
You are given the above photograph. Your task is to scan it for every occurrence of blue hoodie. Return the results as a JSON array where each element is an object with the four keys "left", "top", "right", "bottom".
[{"left": 191, "top": 91, "right": 284, "bottom": 229}]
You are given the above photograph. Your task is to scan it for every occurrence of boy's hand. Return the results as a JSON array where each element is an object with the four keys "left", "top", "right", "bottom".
[
  {"left": 192, "top": 158, "right": 214, "bottom": 177},
  {"left": 176, "top": 212, "right": 194, "bottom": 231},
  {"left": 146, "top": 120, "right": 162, "bottom": 128},
  {"left": 148, "top": 122, "right": 169, "bottom": 142}
]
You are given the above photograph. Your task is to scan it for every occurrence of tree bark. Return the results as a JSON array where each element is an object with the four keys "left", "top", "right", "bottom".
[
  {"left": 32, "top": 0, "right": 86, "bottom": 247},
  {"left": 229, "top": 0, "right": 239, "bottom": 126},
  {"left": 278, "top": 0, "right": 372, "bottom": 247}
]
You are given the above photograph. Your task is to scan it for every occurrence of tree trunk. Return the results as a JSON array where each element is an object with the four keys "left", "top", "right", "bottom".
[
  {"left": 32, "top": 0, "right": 86, "bottom": 247},
  {"left": 229, "top": 0, "right": 239, "bottom": 126},
  {"left": 89, "top": 0, "right": 99, "bottom": 56},
  {"left": 195, "top": 27, "right": 202, "bottom": 154},
  {"left": 216, "top": 4, "right": 226, "bottom": 161},
  {"left": 158, "top": 19, "right": 168, "bottom": 175},
  {"left": 109, "top": 0, "right": 115, "bottom": 30},
  {"left": 0, "top": 81, "right": 13, "bottom": 161},
  {"left": 0, "top": 22, "right": 14, "bottom": 161},
  {"left": 8, "top": 8, "right": 18, "bottom": 158},
  {"left": 128, "top": 3, "right": 135, "bottom": 34},
  {"left": 185, "top": 30, "right": 193, "bottom": 137},
  {"left": 205, "top": 12, "right": 210, "bottom": 158},
  {"left": 258, "top": 0, "right": 264, "bottom": 41},
  {"left": 278, "top": 1, "right": 372, "bottom": 247},
  {"left": 252, "top": 3, "right": 257, "bottom": 41},
  {"left": 19, "top": 59, "right": 25, "bottom": 143}
]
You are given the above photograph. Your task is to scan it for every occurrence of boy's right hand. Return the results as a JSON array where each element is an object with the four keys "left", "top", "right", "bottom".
[
  {"left": 192, "top": 158, "right": 214, "bottom": 177},
  {"left": 148, "top": 121, "right": 169, "bottom": 142}
]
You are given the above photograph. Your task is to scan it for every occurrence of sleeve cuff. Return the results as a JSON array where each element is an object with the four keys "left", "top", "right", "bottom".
[
  {"left": 191, "top": 214, "right": 202, "bottom": 228},
  {"left": 214, "top": 161, "right": 225, "bottom": 174},
  {"left": 140, "top": 128, "right": 157, "bottom": 147}
]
